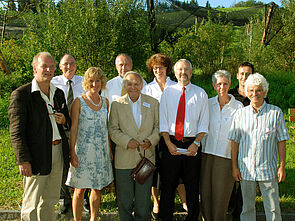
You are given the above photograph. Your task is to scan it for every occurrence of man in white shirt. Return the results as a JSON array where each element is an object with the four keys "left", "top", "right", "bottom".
[
  {"left": 51, "top": 54, "right": 84, "bottom": 214},
  {"left": 51, "top": 54, "right": 84, "bottom": 110},
  {"left": 159, "top": 59, "right": 209, "bottom": 221},
  {"left": 101, "top": 53, "right": 146, "bottom": 106}
]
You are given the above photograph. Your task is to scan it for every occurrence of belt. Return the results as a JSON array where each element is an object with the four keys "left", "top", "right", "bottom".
[
  {"left": 169, "top": 135, "right": 195, "bottom": 143},
  {"left": 52, "top": 139, "right": 62, "bottom": 145}
]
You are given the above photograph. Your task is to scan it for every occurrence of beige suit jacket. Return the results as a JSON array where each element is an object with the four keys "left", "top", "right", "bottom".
[{"left": 109, "top": 94, "right": 160, "bottom": 169}]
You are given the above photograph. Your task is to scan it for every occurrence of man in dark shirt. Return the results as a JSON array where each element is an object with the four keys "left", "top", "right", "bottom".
[
  {"left": 228, "top": 62, "right": 252, "bottom": 220},
  {"left": 228, "top": 62, "right": 254, "bottom": 106}
]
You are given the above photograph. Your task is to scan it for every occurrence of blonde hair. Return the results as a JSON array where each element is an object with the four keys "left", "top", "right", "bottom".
[{"left": 82, "top": 67, "right": 107, "bottom": 91}]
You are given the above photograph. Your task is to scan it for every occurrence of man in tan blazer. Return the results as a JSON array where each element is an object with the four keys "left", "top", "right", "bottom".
[{"left": 109, "top": 71, "right": 160, "bottom": 221}]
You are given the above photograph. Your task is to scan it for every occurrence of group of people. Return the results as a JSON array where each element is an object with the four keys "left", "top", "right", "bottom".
[{"left": 8, "top": 51, "right": 289, "bottom": 221}]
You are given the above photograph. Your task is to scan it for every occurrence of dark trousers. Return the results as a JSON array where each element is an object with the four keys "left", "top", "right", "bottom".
[
  {"left": 159, "top": 137, "right": 201, "bottom": 221},
  {"left": 60, "top": 163, "right": 71, "bottom": 206}
]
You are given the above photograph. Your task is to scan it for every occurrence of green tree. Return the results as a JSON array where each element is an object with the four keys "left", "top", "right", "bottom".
[
  {"left": 18, "top": 0, "right": 30, "bottom": 11},
  {"left": 8, "top": 0, "right": 17, "bottom": 11},
  {"left": 160, "top": 19, "right": 242, "bottom": 75},
  {"left": 20, "top": 0, "right": 150, "bottom": 79}
]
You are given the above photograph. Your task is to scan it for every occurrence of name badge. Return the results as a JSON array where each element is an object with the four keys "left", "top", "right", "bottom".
[{"left": 143, "top": 102, "right": 150, "bottom": 108}]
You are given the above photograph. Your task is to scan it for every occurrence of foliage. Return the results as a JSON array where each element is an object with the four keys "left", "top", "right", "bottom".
[
  {"left": 238, "top": 2, "right": 295, "bottom": 72},
  {"left": 233, "top": 0, "right": 265, "bottom": 7},
  {"left": 0, "top": 39, "right": 34, "bottom": 96},
  {"left": 159, "top": 19, "right": 243, "bottom": 75},
  {"left": 7, "top": 0, "right": 17, "bottom": 11},
  {"left": 20, "top": 0, "right": 150, "bottom": 80},
  {"left": 0, "top": 95, "right": 10, "bottom": 130}
]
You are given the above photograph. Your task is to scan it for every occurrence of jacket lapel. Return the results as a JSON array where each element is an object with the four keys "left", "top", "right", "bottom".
[{"left": 139, "top": 95, "right": 148, "bottom": 132}]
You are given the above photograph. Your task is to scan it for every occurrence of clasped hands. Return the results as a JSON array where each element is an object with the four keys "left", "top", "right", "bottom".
[{"left": 127, "top": 138, "right": 151, "bottom": 150}]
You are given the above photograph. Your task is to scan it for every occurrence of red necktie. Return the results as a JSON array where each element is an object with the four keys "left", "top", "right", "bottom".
[{"left": 175, "top": 87, "right": 186, "bottom": 141}]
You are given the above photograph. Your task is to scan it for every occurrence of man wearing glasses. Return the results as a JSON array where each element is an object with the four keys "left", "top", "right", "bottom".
[{"left": 51, "top": 54, "right": 85, "bottom": 214}]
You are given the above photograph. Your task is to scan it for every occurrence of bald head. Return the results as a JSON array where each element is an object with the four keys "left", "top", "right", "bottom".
[
  {"left": 115, "top": 54, "right": 133, "bottom": 78},
  {"left": 59, "top": 54, "right": 77, "bottom": 80}
]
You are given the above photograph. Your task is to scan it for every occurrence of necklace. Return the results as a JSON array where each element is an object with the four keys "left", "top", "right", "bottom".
[{"left": 86, "top": 93, "right": 102, "bottom": 107}]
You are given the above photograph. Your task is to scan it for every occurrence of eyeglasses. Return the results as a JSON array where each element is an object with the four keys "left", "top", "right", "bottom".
[{"left": 153, "top": 66, "right": 166, "bottom": 71}]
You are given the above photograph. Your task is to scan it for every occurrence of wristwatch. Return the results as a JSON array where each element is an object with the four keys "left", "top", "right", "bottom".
[{"left": 193, "top": 141, "right": 200, "bottom": 146}]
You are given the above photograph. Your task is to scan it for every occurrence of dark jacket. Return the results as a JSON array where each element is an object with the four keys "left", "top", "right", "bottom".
[{"left": 8, "top": 82, "right": 71, "bottom": 175}]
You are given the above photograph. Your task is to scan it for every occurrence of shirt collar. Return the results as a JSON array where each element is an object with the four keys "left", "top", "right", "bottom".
[
  {"left": 127, "top": 94, "right": 141, "bottom": 104},
  {"left": 31, "top": 78, "right": 57, "bottom": 94},
  {"left": 61, "top": 74, "right": 77, "bottom": 85},
  {"left": 213, "top": 94, "right": 235, "bottom": 107},
  {"left": 250, "top": 101, "right": 266, "bottom": 113},
  {"left": 176, "top": 82, "right": 191, "bottom": 92}
]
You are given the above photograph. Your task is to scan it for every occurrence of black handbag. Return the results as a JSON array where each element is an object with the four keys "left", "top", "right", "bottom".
[{"left": 130, "top": 147, "right": 156, "bottom": 185}]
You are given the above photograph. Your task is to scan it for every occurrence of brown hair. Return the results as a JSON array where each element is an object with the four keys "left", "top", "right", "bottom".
[{"left": 146, "top": 53, "right": 173, "bottom": 75}]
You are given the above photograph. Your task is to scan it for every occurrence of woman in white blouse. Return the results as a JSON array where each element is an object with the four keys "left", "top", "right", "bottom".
[
  {"left": 200, "top": 70, "right": 243, "bottom": 221},
  {"left": 142, "top": 53, "right": 187, "bottom": 219}
]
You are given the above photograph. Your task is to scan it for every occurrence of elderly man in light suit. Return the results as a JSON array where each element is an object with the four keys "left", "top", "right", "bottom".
[{"left": 109, "top": 71, "right": 160, "bottom": 221}]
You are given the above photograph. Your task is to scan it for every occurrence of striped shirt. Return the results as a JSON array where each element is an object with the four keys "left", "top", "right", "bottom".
[{"left": 228, "top": 102, "right": 289, "bottom": 181}]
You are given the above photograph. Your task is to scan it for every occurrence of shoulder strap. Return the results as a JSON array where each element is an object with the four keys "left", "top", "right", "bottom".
[{"left": 136, "top": 146, "right": 145, "bottom": 159}]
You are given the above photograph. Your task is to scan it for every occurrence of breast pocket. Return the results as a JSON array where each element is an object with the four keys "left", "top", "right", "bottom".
[{"left": 262, "top": 128, "right": 276, "bottom": 140}]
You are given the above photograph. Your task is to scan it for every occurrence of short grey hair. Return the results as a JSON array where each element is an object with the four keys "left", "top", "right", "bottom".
[
  {"left": 123, "top": 71, "right": 143, "bottom": 86},
  {"left": 174, "top": 59, "right": 192, "bottom": 72},
  {"left": 212, "top": 70, "right": 231, "bottom": 84},
  {"left": 31, "top": 52, "right": 56, "bottom": 68},
  {"left": 244, "top": 73, "right": 269, "bottom": 98}
]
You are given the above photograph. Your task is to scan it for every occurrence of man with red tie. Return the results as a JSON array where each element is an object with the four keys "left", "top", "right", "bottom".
[{"left": 159, "top": 59, "right": 209, "bottom": 221}]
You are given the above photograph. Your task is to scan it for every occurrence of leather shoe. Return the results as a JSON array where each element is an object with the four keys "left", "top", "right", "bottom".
[{"left": 151, "top": 211, "right": 159, "bottom": 220}]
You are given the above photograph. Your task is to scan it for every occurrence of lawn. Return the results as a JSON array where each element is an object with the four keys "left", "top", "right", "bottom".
[{"left": 1, "top": 121, "right": 295, "bottom": 212}]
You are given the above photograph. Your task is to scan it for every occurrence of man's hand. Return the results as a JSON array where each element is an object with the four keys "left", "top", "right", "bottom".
[
  {"left": 140, "top": 139, "right": 151, "bottom": 150},
  {"left": 232, "top": 167, "right": 242, "bottom": 181},
  {"left": 19, "top": 162, "right": 32, "bottom": 177},
  {"left": 127, "top": 138, "right": 140, "bottom": 149},
  {"left": 186, "top": 143, "right": 198, "bottom": 156},
  {"left": 277, "top": 165, "right": 286, "bottom": 183},
  {"left": 54, "top": 113, "right": 66, "bottom": 125},
  {"left": 166, "top": 141, "right": 181, "bottom": 156}
]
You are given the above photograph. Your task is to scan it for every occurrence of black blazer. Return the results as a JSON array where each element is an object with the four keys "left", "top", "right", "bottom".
[{"left": 8, "top": 82, "right": 71, "bottom": 175}]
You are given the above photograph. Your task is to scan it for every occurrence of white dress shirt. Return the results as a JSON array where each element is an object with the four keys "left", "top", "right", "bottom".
[
  {"left": 101, "top": 75, "right": 147, "bottom": 106},
  {"left": 160, "top": 83, "right": 209, "bottom": 137},
  {"left": 142, "top": 77, "right": 176, "bottom": 102},
  {"left": 202, "top": 95, "right": 243, "bottom": 159},
  {"left": 31, "top": 78, "right": 61, "bottom": 142},
  {"left": 51, "top": 74, "right": 84, "bottom": 102},
  {"left": 128, "top": 95, "right": 142, "bottom": 129}
]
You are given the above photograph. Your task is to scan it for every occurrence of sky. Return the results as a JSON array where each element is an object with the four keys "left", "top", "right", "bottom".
[{"left": 195, "top": 0, "right": 282, "bottom": 8}]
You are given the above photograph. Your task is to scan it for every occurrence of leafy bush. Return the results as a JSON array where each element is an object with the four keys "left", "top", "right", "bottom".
[
  {"left": 20, "top": 0, "right": 150, "bottom": 79},
  {"left": 0, "top": 94, "right": 10, "bottom": 129},
  {"left": 159, "top": 19, "right": 245, "bottom": 75}
]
